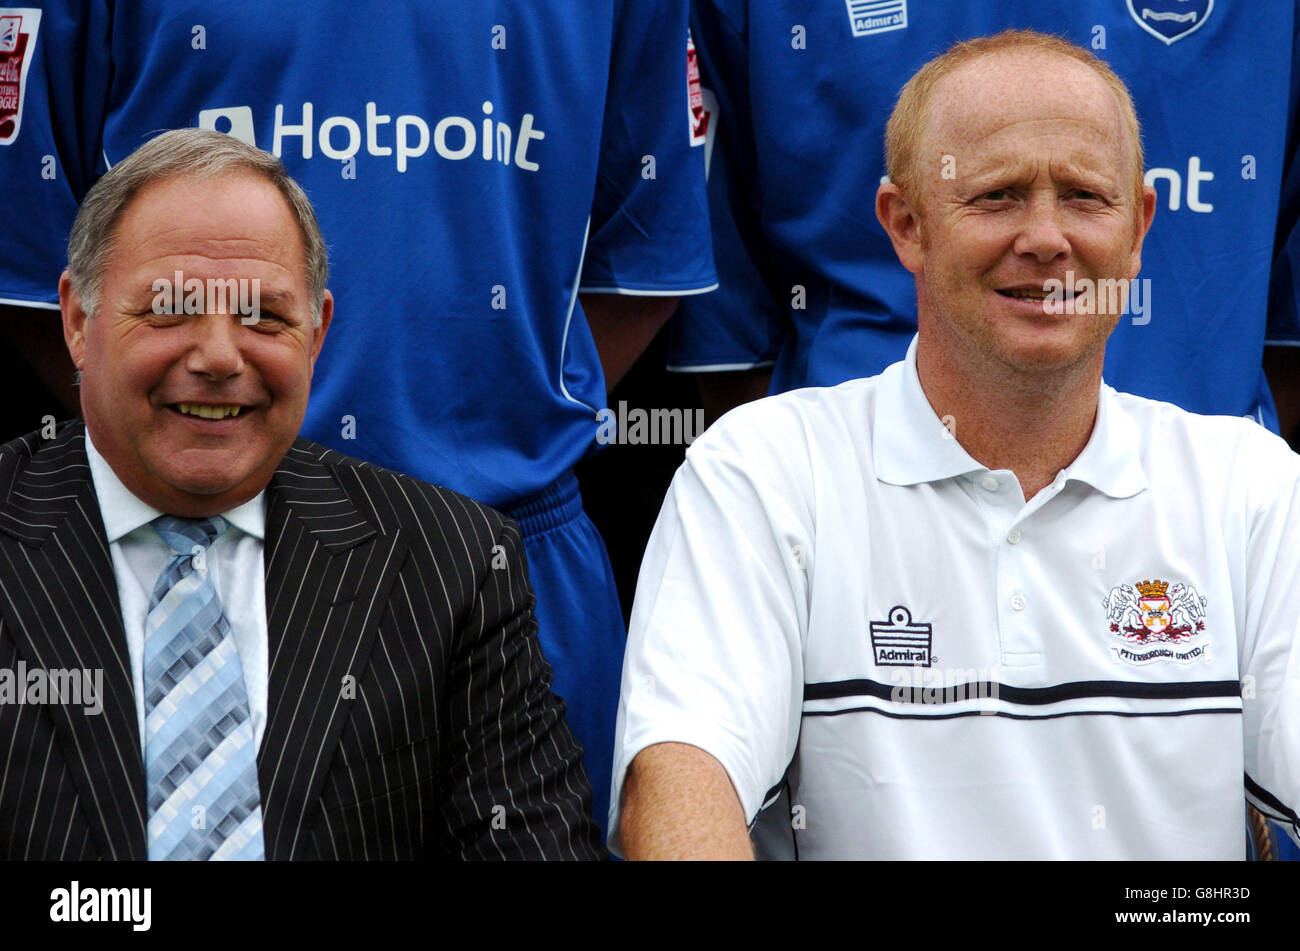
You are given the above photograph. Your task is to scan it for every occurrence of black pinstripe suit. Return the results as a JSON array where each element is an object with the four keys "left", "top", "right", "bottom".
[{"left": 0, "top": 421, "right": 603, "bottom": 860}]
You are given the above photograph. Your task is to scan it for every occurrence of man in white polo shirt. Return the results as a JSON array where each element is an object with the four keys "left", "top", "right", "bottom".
[{"left": 609, "top": 29, "right": 1300, "bottom": 859}]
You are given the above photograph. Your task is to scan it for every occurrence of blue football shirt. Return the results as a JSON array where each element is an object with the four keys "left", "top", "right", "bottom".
[
  {"left": 671, "top": 0, "right": 1300, "bottom": 431},
  {"left": 0, "top": 0, "right": 717, "bottom": 507}
]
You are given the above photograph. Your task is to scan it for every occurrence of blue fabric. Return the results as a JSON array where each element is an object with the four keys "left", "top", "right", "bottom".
[
  {"left": 1275, "top": 826, "right": 1300, "bottom": 860},
  {"left": 0, "top": 0, "right": 715, "bottom": 507},
  {"left": 505, "top": 472, "right": 625, "bottom": 842},
  {"left": 671, "top": 0, "right": 1300, "bottom": 431}
]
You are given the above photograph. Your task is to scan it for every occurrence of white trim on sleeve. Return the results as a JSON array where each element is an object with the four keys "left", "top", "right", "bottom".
[
  {"left": 578, "top": 282, "right": 719, "bottom": 297},
  {"left": 0, "top": 297, "right": 60, "bottom": 311},
  {"left": 666, "top": 360, "right": 775, "bottom": 373}
]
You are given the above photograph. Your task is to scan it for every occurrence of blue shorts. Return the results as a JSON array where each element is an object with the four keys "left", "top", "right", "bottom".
[
  {"left": 1274, "top": 825, "right": 1300, "bottom": 861},
  {"left": 505, "top": 471, "right": 625, "bottom": 842}
]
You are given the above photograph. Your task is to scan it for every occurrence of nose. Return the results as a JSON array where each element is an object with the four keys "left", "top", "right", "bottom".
[
  {"left": 185, "top": 313, "right": 246, "bottom": 379},
  {"left": 1012, "top": 194, "right": 1071, "bottom": 264}
]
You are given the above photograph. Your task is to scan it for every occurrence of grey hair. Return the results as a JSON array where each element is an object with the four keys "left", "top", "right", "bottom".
[{"left": 66, "top": 127, "right": 329, "bottom": 325}]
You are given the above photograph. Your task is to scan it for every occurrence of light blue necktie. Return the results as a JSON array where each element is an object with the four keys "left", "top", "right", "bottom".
[{"left": 143, "top": 515, "right": 265, "bottom": 861}]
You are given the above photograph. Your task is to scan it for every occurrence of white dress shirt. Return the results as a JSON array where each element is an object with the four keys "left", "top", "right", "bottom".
[
  {"left": 85, "top": 433, "right": 270, "bottom": 755},
  {"left": 611, "top": 336, "right": 1300, "bottom": 859}
]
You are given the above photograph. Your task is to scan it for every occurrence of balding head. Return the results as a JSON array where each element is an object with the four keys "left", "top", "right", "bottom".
[{"left": 885, "top": 30, "right": 1145, "bottom": 211}]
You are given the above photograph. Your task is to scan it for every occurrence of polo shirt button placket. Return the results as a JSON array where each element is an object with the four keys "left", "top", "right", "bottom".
[{"left": 981, "top": 473, "right": 1039, "bottom": 667}]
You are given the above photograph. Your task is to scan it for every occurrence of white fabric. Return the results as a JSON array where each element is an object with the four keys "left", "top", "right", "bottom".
[
  {"left": 85, "top": 434, "right": 270, "bottom": 755},
  {"left": 611, "top": 336, "right": 1300, "bottom": 859}
]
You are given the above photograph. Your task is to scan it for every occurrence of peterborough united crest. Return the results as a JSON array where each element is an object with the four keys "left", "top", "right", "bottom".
[
  {"left": 0, "top": 8, "right": 40, "bottom": 145},
  {"left": 1126, "top": 0, "right": 1214, "bottom": 46},
  {"left": 1103, "top": 578, "right": 1209, "bottom": 665}
]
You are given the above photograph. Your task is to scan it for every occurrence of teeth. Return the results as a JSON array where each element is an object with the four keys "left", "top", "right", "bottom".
[
  {"left": 1004, "top": 289, "right": 1049, "bottom": 300},
  {"left": 177, "top": 402, "right": 242, "bottom": 419}
]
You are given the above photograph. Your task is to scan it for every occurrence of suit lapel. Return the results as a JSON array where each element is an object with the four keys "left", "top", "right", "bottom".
[
  {"left": 0, "top": 422, "right": 146, "bottom": 860},
  {"left": 257, "top": 441, "right": 407, "bottom": 860}
]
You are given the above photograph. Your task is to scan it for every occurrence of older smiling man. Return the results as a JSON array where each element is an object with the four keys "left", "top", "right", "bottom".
[
  {"left": 0, "top": 128, "right": 602, "bottom": 860},
  {"left": 610, "top": 31, "right": 1300, "bottom": 859}
]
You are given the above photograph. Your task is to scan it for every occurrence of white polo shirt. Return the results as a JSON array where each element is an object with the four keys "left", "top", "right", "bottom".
[{"left": 610, "top": 338, "right": 1300, "bottom": 859}]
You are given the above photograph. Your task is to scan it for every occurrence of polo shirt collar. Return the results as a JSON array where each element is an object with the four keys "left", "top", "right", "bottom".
[
  {"left": 873, "top": 336, "right": 1148, "bottom": 499},
  {"left": 85, "top": 431, "right": 266, "bottom": 543},
  {"left": 1064, "top": 381, "right": 1148, "bottom": 499}
]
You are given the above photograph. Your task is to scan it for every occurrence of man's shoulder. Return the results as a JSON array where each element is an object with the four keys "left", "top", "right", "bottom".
[
  {"left": 699, "top": 375, "right": 881, "bottom": 457},
  {"left": 1108, "top": 387, "right": 1300, "bottom": 474},
  {"left": 0, "top": 427, "right": 52, "bottom": 474},
  {"left": 0, "top": 421, "right": 89, "bottom": 508},
  {"left": 279, "top": 438, "right": 514, "bottom": 546},
  {"left": 678, "top": 375, "right": 883, "bottom": 514},
  {"left": 688, "top": 374, "right": 883, "bottom": 480}
]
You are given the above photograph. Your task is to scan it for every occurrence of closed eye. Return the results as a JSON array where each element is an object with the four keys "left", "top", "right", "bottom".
[
  {"left": 245, "top": 310, "right": 288, "bottom": 329},
  {"left": 1068, "top": 189, "right": 1108, "bottom": 204}
]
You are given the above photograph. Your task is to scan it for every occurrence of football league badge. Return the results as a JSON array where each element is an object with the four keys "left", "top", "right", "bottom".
[
  {"left": 0, "top": 8, "right": 40, "bottom": 145},
  {"left": 1127, "top": 0, "right": 1214, "bottom": 46},
  {"left": 1103, "top": 578, "right": 1210, "bottom": 665},
  {"left": 686, "top": 29, "right": 709, "bottom": 148}
]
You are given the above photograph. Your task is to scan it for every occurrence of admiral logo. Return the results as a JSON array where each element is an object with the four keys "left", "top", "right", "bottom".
[
  {"left": 0, "top": 8, "right": 40, "bottom": 146},
  {"left": 870, "top": 605, "right": 932, "bottom": 667},
  {"left": 1127, "top": 0, "right": 1214, "bottom": 45},
  {"left": 846, "top": 0, "right": 907, "bottom": 38},
  {"left": 198, "top": 99, "right": 546, "bottom": 174}
]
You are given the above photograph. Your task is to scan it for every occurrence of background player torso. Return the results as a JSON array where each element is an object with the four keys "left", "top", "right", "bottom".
[
  {"left": 674, "top": 0, "right": 1299, "bottom": 429},
  {"left": 5, "top": 0, "right": 715, "bottom": 506}
]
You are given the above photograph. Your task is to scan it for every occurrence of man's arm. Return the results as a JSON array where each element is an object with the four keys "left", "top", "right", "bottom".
[
  {"left": 608, "top": 408, "right": 809, "bottom": 857},
  {"left": 0, "top": 305, "right": 80, "bottom": 416},
  {"left": 1239, "top": 427, "right": 1300, "bottom": 842},
  {"left": 436, "top": 517, "right": 604, "bottom": 859},
  {"left": 695, "top": 367, "right": 773, "bottom": 427},
  {"left": 0, "top": 3, "right": 111, "bottom": 424},
  {"left": 581, "top": 293, "right": 679, "bottom": 393},
  {"left": 1263, "top": 8, "right": 1300, "bottom": 446},
  {"left": 620, "top": 742, "right": 753, "bottom": 860},
  {"left": 576, "top": 0, "right": 715, "bottom": 397},
  {"left": 665, "top": 2, "right": 786, "bottom": 415},
  {"left": 1264, "top": 347, "right": 1300, "bottom": 449}
]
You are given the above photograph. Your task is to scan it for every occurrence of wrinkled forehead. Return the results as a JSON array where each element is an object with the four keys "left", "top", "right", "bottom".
[{"left": 923, "top": 51, "right": 1131, "bottom": 167}]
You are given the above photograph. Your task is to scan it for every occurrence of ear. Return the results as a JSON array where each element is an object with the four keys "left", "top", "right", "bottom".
[
  {"left": 876, "top": 182, "right": 925, "bottom": 275},
  {"left": 308, "top": 289, "right": 333, "bottom": 371},
  {"left": 59, "top": 269, "right": 89, "bottom": 370},
  {"left": 1127, "top": 184, "right": 1158, "bottom": 280}
]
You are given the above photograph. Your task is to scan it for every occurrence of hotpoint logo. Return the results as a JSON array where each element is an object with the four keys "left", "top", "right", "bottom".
[{"left": 197, "top": 100, "right": 545, "bottom": 173}]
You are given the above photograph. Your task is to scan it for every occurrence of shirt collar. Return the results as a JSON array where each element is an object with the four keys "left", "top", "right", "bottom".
[
  {"left": 84, "top": 431, "right": 267, "bottom": 543},
  {"left": 872, "top": 335, "right": 1147, "bottom": 499}
]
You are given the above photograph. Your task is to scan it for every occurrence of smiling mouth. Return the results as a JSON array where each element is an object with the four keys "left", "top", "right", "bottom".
[
  {"left": 996, "top": 287, "right": 1074, "bottom": 302},
  {"left": 171, "top": 402, "right": 245, "bottom": 420}
]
